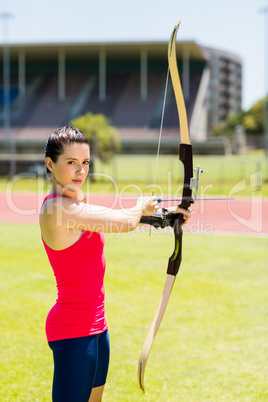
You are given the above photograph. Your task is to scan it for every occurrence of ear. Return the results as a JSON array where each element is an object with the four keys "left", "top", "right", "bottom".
[{"left": 45, "top": 157, "right": 54, "bottom": 173}]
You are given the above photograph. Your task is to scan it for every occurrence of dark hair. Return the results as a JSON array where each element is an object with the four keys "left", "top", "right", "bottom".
[{"left": 45, "top": 126, "right": 89, "bottom": 173}]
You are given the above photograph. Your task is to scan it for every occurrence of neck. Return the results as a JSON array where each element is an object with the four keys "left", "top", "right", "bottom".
[
  {"left": 49, "top": 178, "right": 78, "bottom": 200},
  {"left": 49, "top": 178, "right": 86, "bottom": 203}
]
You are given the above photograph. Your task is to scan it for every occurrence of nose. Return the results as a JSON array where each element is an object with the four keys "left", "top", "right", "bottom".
[{"left": 76, "top": 164, "right": 85, "bottom": 175}]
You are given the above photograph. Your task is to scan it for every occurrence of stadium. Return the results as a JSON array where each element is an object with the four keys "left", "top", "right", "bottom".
[
  {"left": 0, "top": 39, "right": 242, "bottom": 174},
  {"left": 1, "top": 14, "right": 268, "bottom": 402}
]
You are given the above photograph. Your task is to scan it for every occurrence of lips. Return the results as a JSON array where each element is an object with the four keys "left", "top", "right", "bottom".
[{"left": 72, "top": 179, "right": 83, "bottom": 185}]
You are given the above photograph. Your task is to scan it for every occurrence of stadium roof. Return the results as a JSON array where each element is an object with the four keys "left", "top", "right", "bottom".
[{"left": 1, "top": 40, "right": 209, "bottom": 62}]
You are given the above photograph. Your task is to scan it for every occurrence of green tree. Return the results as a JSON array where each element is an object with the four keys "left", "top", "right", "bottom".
[
  {"left": 242, "top": 98, "right": 264, "bottom": 134},
  {"left": 211, "top": 97, "right": 267, "bottom": 136},
  {"left": 211, "top": 111, "right": 245, "bottom": 137},
  {"left": 70, "top": 112, "right": 121, "bottom": 162}
]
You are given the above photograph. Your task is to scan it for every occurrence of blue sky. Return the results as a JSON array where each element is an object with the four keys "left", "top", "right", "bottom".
[{"left": 1, "top": 0, "right": 267, "bottom": 110}]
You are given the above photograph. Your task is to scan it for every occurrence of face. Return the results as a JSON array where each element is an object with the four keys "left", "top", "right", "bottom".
[{"left": 46, "top": 142, "right": 90, "bottom": 193}]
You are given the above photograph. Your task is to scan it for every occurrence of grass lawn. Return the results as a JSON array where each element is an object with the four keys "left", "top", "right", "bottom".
[
  {"left": 0, "top": 223, "right": 267, "bottom": 401},
  {"left": 1, "top": 153, "right": 268, "bottom": 197}
]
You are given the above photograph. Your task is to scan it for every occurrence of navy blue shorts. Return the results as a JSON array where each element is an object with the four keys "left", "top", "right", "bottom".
[{"left": 48, "top": 330, "right": 110, "bottom": 402}]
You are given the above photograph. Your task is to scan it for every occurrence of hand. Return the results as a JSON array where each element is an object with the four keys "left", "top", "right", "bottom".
[
  {"left": 137, "top": 196, "right": 159, "bottom": 216},
  {"left": 167, "top": 206, "right": 192, "bottom": 223}
]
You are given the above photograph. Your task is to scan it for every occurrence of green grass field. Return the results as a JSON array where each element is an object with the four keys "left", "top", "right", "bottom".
[
  {"left": 1, "top": 153, "right": 268, "bottom": 197},
  {"left": 0, "top": 223, "right": 267, "bottom": 401}
]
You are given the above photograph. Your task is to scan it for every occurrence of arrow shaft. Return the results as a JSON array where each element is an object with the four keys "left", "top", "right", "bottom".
[{"left": 157, "top": 198, "right": 234, "bottom": 202}]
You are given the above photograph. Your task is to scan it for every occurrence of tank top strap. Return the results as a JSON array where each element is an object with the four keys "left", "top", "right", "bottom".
[{"left": 41, "top": 194, "right": 65, "bottom": 208}]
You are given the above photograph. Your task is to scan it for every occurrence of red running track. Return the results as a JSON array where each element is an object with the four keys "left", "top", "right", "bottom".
[{"left": 0, "top": 192, "right": 267, "bottom": 237}]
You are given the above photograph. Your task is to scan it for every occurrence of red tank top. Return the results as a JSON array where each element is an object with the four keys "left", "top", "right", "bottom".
[{"left": 41, "top": 195, "right": 108, "bottom": 342}]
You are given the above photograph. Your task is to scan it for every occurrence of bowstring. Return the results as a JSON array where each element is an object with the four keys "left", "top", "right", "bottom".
[
  {"left": 142, "top": 66, "right": 170, "bottom": 340},
  {"left": 152, "top": 66, "right": 170, "bottom": 196}
]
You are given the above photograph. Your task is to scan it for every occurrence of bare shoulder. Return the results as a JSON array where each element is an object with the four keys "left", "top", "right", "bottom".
[
  {"left": 40, "top": 197, "right": 84, "bottom": 249},
  {"left": 40, "top": 197, "right": 70, "bottom": 227},
  {"left": 40, "top": 196, "right": 77, "bottom": 215}
]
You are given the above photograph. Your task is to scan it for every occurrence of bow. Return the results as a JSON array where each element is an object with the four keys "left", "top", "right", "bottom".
[{"left": 138, "top": 20, "right": 196, "bottom": 392}]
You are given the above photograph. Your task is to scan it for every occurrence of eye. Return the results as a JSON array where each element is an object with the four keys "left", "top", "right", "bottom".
[
  {"left": 83, "top": 161, "right": 90, "bottom": 165},
  {"left": 68, "top": 161, "right": 75, "bottom": 165}
]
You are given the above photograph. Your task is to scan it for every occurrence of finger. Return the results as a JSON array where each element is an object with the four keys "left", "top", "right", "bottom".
[
  {"left": 175, "top": 207, "right": 188, "bottom": 215},
  {"left": 178, "top": 208, "right": 191, "bottom": 218}
]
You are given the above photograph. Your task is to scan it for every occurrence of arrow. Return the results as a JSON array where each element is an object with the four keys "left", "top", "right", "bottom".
[{"left": 157, "top": 198, "right": 234, "bottom": 203}]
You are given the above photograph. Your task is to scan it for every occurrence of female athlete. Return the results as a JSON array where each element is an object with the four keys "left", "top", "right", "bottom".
[{"left": 39, "top": 126, "right": 190, "bottom": 402}]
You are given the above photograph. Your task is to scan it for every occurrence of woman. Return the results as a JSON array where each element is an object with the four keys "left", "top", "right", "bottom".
[{"left": 39, "top": 126, "right": 190, "bottom": 402}]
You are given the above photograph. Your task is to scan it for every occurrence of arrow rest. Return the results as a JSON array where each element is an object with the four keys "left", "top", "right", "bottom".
[{"left": 190, "top": 165, "right": 208, "bottom": 201}]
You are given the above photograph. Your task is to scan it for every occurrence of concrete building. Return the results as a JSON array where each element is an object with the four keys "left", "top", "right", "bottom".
[
  {"left": 0, "top": 40, "right": 242, "bottom": 157},
  {"left": 205, "top": 46, "right": 242, "bottom": 128}
]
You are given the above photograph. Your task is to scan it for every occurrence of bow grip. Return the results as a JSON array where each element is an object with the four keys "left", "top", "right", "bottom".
[{"left": 166, "top": 213, "right": 184, "bottom": 276}]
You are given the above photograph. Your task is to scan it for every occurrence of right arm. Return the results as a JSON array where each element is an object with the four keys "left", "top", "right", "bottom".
[{"left": 41, "top": 196, "right": 159, "bottom": 234}]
